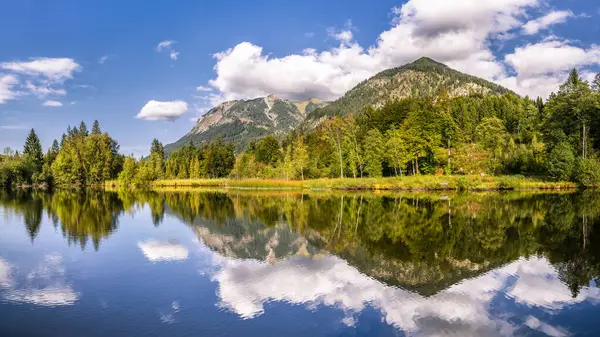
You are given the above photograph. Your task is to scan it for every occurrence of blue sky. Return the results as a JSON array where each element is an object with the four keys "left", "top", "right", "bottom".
[{"left": 1, "top": 0, "right": 599, "bottom": 157}]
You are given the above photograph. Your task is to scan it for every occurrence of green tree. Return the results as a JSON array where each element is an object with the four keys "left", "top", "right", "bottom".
[
  {"left": 364, "top": 129, "right": 384, "bottom": 177},
  {"left": 23, "top": 129, "right": 44, "bottom": 182},
  {"left": 92, "top": 120, "right": 102, "bottom": 135},
  {"left": 293, "top": 136, "right": 309, "bottom": 181},
  {"left": 546, "top": 142, "right": 575, "bottom": 181}
]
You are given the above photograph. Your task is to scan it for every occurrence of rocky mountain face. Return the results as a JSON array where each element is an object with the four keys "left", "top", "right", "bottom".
[
  {"left": 166, "top": 57, "right": 514, "bottom": 153},
  {"left": 302, "top": 57, "right": 515, "bottom": 127},
  {"left": 165, "top": 95, "right": 328, "bottom": 154}
]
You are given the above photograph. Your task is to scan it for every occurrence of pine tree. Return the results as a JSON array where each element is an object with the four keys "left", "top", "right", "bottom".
[
  {"left": 79, "top": 121, "right": 89, "bottom": 137},
  {"left": 23, "top": 129, "right": 44, "bottom": 173},
  {"left": 92, "top": 120, "right": 101, "bottom": 135}
]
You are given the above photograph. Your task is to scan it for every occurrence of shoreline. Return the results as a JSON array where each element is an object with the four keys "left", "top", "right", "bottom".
[{"left": 103, "top": 175, "right": 579, "bottom": 191}]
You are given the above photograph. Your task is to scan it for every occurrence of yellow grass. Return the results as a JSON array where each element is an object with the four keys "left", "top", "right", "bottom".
[{"left": 104, "top": 175, "right": 577, "bottom": 191}]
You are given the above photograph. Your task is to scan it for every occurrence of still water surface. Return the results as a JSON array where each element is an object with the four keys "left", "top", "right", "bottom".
[{"left": 1, "top": 190, "right": 599, "bottom": 336}]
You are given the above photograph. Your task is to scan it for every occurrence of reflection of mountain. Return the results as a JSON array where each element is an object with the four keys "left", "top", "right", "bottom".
[
  {"left": 3, "top": 189, "right": 600, "bottom": 300},
  {"left": 157, "top": 191, "right": 600, "bottom": 298}
]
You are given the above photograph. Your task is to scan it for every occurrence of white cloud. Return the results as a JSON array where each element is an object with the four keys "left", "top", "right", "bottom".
[
  {"left": 156, "top": 40, "right": 176, "bottom": 51},
  {"left": 98, "top": 55, "right": 109, "bottom": 64},
  {"left": 0, "top": 255, "right": 79, "bottom": 307},
  {"left": 136, "top": 100, "right": 189, "bottom": 121},
  {"left": 0, "top": 74, "right": 18, "bottom": 104},
  {"left": 138, "top": 240, "right": 189, "bottom": 261},
  {"left": 157, "top": 40, "right": 179, "bottom": 61},
  {"left": 207, "top": 0, "right": 543, "bottom": 103},
  {"left": 196, "top": 85, "right": 213, "bottom": 92},
  {"left": 525, "top": 316, "right": 570, "bottom": 337},
  {"left": 209, "top": 251, "right": 597, "bottom": 336},
  {"left": 25, "top": 81, "right": 66, "bottom": 98},
  {"left": 498, "top": 39, "right": 600, "bottom": 97},
  {"left": 1, "top": 57, "right": 81, "bottom": 81},
  {"left": 0, "top": 258, "right": 12, "bottom": 287},
  {"left": 522, "top": 10, "right": 574, "bottom": 35},
  {"left": 42, "top": 100, "right": 63, "bottom": 107}
]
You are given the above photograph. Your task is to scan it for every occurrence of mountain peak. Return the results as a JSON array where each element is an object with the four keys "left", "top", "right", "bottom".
[{"left": 404, "top": 57, "right": 448, "bottom": 70}]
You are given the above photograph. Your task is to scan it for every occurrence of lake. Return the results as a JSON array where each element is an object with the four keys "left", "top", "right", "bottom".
[{"left": 0, "top": 189, "right": 599, "bottom": 336}]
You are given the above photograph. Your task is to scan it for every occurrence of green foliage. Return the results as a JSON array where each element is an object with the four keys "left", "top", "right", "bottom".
[
  {"left": 255, "top": 136, "right": 281, "bottom": 166},
  {"left": 574, "top": 158, "right": 600, "bottom": 187},
  {"left": 546, "top": 142, "right": 576, "bottom": 181},
  {"left": 364, "top": 129, "right": 384, "bottom": 177}
]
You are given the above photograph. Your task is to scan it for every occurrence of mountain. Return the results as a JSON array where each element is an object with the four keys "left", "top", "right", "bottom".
[
  {"left": 166, "top": 57, "right": 514, "bottom": 153},
  {"left": 303, "top": 57, "right": 515, "bottom": 127},
  {"left": 165, "top": 95, "right": 329, "bottom": 154}
]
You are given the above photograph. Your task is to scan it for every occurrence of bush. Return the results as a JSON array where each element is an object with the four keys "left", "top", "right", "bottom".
[
  {"left": 457, "top": 176, "right": 470, "bottom": 191},
  {"left": 574, "top": 158, "right": 600, "bottom": 187},
  {"left": 546, "top": 142, "right": 575, "bottom": 181}
]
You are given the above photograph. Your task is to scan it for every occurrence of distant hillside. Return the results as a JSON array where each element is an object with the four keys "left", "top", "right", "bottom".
[
  {"left": 303, "top": 57, "right": 515, "bottom": 127},
  {"left": 165, "top": 95, "right": 328, "bottom": 154}
]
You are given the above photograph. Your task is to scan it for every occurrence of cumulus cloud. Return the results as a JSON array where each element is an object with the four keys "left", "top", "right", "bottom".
[
  {"left": 205, "top": 0, "right": 538, "bottom": 103},
  {"left": 0, "top": 74, "right": 19, "bottom": 104},
  {"left": 138, "top": 240, "right": 189, "bottom": 261},
  {"left": 98, "top": 55, "right": 109, "bottom": 64},
  {"left": 136, "top": 100, "right": 189, "bottom": 121},
  {"left": 522, "top": 10, "right": 574, "bottom": 35},
  {"left": 1, "top": 57, "right": 81, "bottom": 81},
  {"left": 156, "top": 40, "right": 179, "bottom": 61},
  {"left": 42, "top": 100, "right": 63, "bottom": 107},
  {"left": 202, "top": 1, "right": 597, "bottom": 104},
  {"left": 498, "top": 39, "right": 600, "bottom": 97}
]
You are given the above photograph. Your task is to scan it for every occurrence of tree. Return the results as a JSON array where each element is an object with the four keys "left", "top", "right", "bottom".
[
  {"left": 385, "top": 127, "right": 410, "bottom": 176},
  {"left": 92, "top": 120, "right": 102, "bottom": 135},
  {"left": 79, "top": 121, "right": 89, "bottom": 137},
  {"left": 293, "top": 136, "right": 309, "bottom": 181},
  {"left": 23, "top": 129, "right": 44, "bottom": 180},
  {"left": 118, "top": 157, "right": 137, "bottom": 187},
  {"left": 364, "top": 129, "right": 384, "bottom": 177},
  {"left": 546, "top": 142, "right": 575, "bottom": 181},
  {"left": 322, "top": 117, "right": 346, "bottom": 178},
  {"left": 255, "top": 136, "right": 281, "bottom": 166}
]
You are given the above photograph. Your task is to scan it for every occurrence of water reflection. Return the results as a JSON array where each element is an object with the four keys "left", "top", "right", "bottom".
[{"left": 1, "top": 189, "right": 599, "bottom": 336}]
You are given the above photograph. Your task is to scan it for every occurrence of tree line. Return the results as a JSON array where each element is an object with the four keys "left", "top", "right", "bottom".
[
  {"left": 228, "top": 69, "right": 600, "bottom": 185},
  {"left": 0, "top": 121, "right": 122, "bottom": 188},
  {"left": 2, "top": 68, "right": 600, "bottom": 188}
]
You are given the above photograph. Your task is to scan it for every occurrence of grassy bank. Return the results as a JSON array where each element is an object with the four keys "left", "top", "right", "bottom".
[{"left": 104, "top": 175, "right": 577, "bottom": 191}]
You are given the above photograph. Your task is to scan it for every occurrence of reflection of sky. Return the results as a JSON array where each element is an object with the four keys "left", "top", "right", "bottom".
[
  {"left": 138, "top": 240, "right": 189, "bottom": 262},
  {"left": 0, "top": 254, "right": 78, "bottom": 306},
  {"left": 1, "top": 203, "right": 600, "bottom": 336},
  {"left": 210, "top": 253, "right": 600, "bottom": 336}
]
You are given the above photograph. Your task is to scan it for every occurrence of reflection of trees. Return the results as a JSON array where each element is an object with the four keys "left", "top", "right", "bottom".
[
  {"left": 3, "top": 189, "right": 600, "bottom": 296},
  {"left": 141, "top": 190, "right": 600, "bottom": 297},
  {"left": 1, "top": 190, "right": 124, "bottom": 250}
]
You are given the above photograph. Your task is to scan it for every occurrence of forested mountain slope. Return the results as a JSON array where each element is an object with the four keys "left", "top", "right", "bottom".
[{"left": 303, "top": 57, "right": 514, "bottom": 127}]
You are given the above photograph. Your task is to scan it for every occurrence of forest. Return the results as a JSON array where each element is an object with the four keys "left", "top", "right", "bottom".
[{"left": 1, "top": 68, "right": 600, "bottom": 189}]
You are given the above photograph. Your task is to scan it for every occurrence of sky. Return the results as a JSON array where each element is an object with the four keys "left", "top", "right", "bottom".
[{"left": 0, "top": 0, "right": 599, "bottom": 157}]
